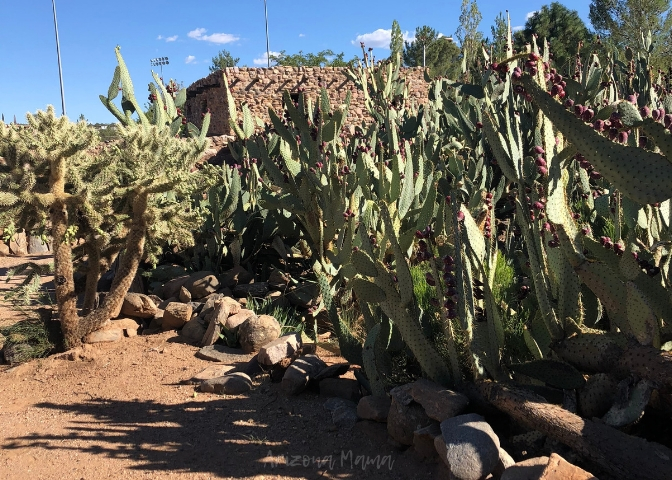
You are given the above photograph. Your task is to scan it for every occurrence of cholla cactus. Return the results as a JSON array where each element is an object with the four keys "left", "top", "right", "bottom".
[{"left": 0, "top": 47, "right": 210, "bottom": 348}]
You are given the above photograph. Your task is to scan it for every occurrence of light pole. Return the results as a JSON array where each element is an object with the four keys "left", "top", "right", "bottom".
[
  {"left": 150, "top": 57, "right": 169, "bottom": 81},
  {"left": 264, "top": 0, "right": 271, "bottom": 67},
  {"left": 51, "top": 0, "right": 66, "bottom": 116}
]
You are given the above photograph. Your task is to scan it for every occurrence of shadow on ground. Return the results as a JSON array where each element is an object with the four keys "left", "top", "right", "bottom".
[{"left": 2, "top": 389, "right": 442, "bottom": 479}]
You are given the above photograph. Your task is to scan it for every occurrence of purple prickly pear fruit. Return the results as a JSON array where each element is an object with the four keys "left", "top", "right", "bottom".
[
  {"left": 640, "top": 106, "right": 651, "bottom": 118},
  {"left": 652, "top": 109, "right": 661, "bottom": 121},
  {"left": 590, "top": 171, "right": 602, "bottom": 180},
  {"left": 543, "top": 222, "right": 552, "bottom": 231},
  {"left": 639, "top": 136, "right": 647, "bottom": 148},
  {"left": 574, "top": 104, "right": 585, "bottom": 116},
  {"left": 457, "top": 211, "right": 465, "bottom": 222},
  {"left": 665, "top": 114, "right": 672, "bottom": 129},
  {"left": 593, "top": 119, "right": 605, "bottom": 131},
  {"left": 533, "top": 146, "right": 545, "bottom": 155},
  {"left": 537, "top": 166, "right": 548, "bottom": 176},
  {"left": 564, "top": 99, "right": 575, "bottom": 108},
  {"left": 581, "top": 109, "right": 595, "bottom": 122},
  {"left": 627, "top": 94, "right": 637, "bottom": 104},
  {"left": 535, "top": 157, "right": 547, "bottom": 167},
  {"left": 579, "top": 160, "right": 592, "bottom": 170},
  {"left": 618, "top": 131, "right": 628, "bottom": 144},
  {"left": 609, "top": 128, "right": 619, "bottom": 140},
  {"left": 425, "top": 272, "right": 436, "bottom": 286},
  {"left": 445, "top": 195, "right": 451, "bottom": 204},
  {"left": 551, "top": 84, "right": 564, "bottom": 97},
  {"left": 582, "top": 226, "right": 590, "bottom": 235},
  {"left": 533, "top": 201, "right": 545, "bottom": 210}
]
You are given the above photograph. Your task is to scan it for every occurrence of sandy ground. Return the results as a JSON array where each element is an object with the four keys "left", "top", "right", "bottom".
[{"left": 0, "top": 254, "right": 448, "bottom": 480}]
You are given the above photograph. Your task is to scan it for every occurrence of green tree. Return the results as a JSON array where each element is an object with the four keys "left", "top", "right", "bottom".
[
  {"left": 589, "top": 0, "right": 672, "bottom": 69},
  {"left": 514, "top": 3, "right": 593, "bottom": 75},
  {"left": 209, "top": 49, "right": 240, "bottom": 72},
  {"left": 485, "top": 12, "right": 509, "bottom": 62},
  {"left": 403, "top": 26, "right": 461, "bottom": 78},
  {"left": 390, "top": 20, "right": 404, "bottom": 61},
  {"left": 454, "top": 0, "right": 483, "bottom": 80},
  {"left": 269, "top": 50, "right": 357, "bottom": 67}
]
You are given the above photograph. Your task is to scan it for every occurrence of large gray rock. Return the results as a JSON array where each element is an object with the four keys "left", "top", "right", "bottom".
[
  {"left": 156, "top": 275, "right": 190, "bottom": 300},
  {"left": 162, "top": 302, "right": 192, "bottom": 330},
  {"left": 319, "top": 378, "right": 361, "bottom": 403},
  {"left": 408, "top": 378, "right": 469, "bottom": 422},
  {"left": 238, "top": 314, "right": 281, "bottom": 353},
  {"left": 120, "top": 293, "right": 158, "bottom": 319},
  {"left": 195, "top": 345, "right": 253, "bottom": 363},
  {"left": 185, "top": 271, "right": 220, "bottom": 299},
  {"left": 180, "top": 317, "right": 208, "bottom": 343},
  {"left": 387, "top": 384, "right": 433, "bottom": 445},
  {"left": 200, "top": 372, "right": 252, "bottom": 395},
  {"left": 225, "top": 309, "right": 255, "bottom": 329},
  {"left": 436, "top": 413, "right": 501, "bottom": 480},
  {"left": 281, "top": 354, "right": 327, "bottom": 395},
  {"left": 183, "top": 364, "right": 235, "bottom": 384},
  {"left": 324, "top": 397, "right": 359, "bottom": 429},
  {"left": 258, "top": 333, "right": 302, "bottom": 365},
  {"left": 9, "top": 231, "right": 27, "bottom": 255},
  {"left": 27, "top": 235, "right": 50, "bottom": 254},
  {"left": 220, "top": 265, "right": 254, "bottom": 288},
  {"left": 357, "top": 395, "right": 391, "bottom": 422}
]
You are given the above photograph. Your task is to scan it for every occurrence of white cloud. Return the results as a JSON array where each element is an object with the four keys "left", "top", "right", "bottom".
[
  {"left": 352, "top": 28, "right": 413, "bottom": 49},
  {"left": 157, "top": 35, "right": 163, "bottom": 40},
  {"left": 188, "top": 28, "right": 239, "bottom": 44},
  {"left": 299, "top": 33, "right": 306, "bottom": 37},
  {"left": 166, "top": 35, "right": 178, "bottom": 42},
  {"left": 512, "top": 26, "right": 524, "bottom": 32},
  {"left": 253, "top": 51, "right": 281, "bottom": 66},
  {"left": 526, "top": 11, "right": 538, "bottom": 20},
  {"left": 185, "top": 55, "right": 196, "bottom": 64}
]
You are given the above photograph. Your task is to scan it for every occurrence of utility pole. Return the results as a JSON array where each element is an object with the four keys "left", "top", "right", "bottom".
[{"left": 51, "top": 0, "right": 66, "bottom": 116}]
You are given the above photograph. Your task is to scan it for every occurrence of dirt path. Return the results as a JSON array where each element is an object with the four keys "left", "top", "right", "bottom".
[{"left": 0, "top": 255, "right": 447, "bottom": 480}]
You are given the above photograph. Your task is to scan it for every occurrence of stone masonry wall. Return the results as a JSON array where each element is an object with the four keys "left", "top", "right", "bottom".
[{"left": 185, "top": 66, "right": 429, "bottom": 137}]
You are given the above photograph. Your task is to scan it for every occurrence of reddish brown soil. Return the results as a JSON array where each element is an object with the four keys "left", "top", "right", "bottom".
[{"left": 0, "top": 255, "right": 448, "bottom": 479}]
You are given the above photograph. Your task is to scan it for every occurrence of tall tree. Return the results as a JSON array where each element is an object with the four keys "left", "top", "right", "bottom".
[
  {"left": 403, "top": 26, "right": 461, "bottom": 78},
  {"left": 269, "top": 50, "right": 357, "bottom": 67},
  {"left": 589, "top": 0, "right": 672, "bottom": 68},
  {"left": 390, "top": 20, "right": 404, "bottom": 61},
  {"left": 454, "top": 0, "right": 483, "bottom": 80},
  {"left": 514, "top": 2, "right": 593, "bottom": 75},
  {"left": 486, "top": 12, "right": 509, "bottom": 62},
  {"left": 209, "top": 49, "right": 240, "bottom": 72}
]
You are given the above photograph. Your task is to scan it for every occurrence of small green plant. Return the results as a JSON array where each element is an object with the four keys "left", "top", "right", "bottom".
[
  {"left": 0, "top": 313, "right": 59, "bottom": 364},
  {"left": 246, "top": 296, "right": 305, "bottom": 334}
]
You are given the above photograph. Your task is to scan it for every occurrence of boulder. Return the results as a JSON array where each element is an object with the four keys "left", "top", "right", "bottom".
[
  {"left": 83, "top": 328, "right": 123, "bottom": 344},
  {"left": 413, "top": 423, "right": 441, "bottom": 460},
  {"left": 436, "top": 413, "right": 501, "bottom": 480},
  {"left": 357, "top": 395, "right": 391, "bottom": 422},
  {"left": 110, "top": 318, "right": 141, "bottom": 337},
  {"left": 500, "top": 456, "right": 550, "bottom": 480},
  {"left": 238, "top": 314, "right": 281, "bottom": 353},
  {"left": 185, "top": 271, "right": 219, "bottom": 299},
  {"left": 183, "top": 364, "right": 235, "bottom": 384},
  {"left": 281, "top": 354, "right": 326, "bottom": 395},
  {"left": 27, "top": 235, "right": 50, "bottom": 254},
  {"left": 539, "top": 453, "right": 597, "bottom": 480},
  {"left": 156, "top": 275, "right": 190, "bottom": 300},
  {"left": 319, "top": 378, "right": 361, "bottom": 403},
  {"left": 180, "top": 317, "right": 208, "bottom": 343},
  {"left": 8, "top": 231, "right": 27, "bottom": 255},
  {"left": 387, "top": 384, "right": 433, "bottom": 445},
  {"left": 200, "top": 372, "right": 253, "bottom": 395},
  {"left": 258, "top": 333, "right": 302, "bottom": 366},
  {"left": 225, "top": 309, "right": 255, "bottom": 329},
  {"left": 408, "top": 378, "right": 469, "bottom": 422},
  {"left": 162, "top": 302, "right": 192, "bottom": 330},
  {"left": 120, "top": 293, "right": 158, "bottom": 319},
  {"left": 0, "top": 241, "right": 10, "bottom": 256},
  {"left": 178, "top": 286, "right": 192, "bottom": 303},
  {"left": 220, "top": 265, "right": 254, "bottom": 288}
]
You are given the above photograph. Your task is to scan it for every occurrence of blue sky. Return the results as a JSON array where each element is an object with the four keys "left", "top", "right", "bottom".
[{"left": 0, "top": 0, "right": 591, "bottom": 124}]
